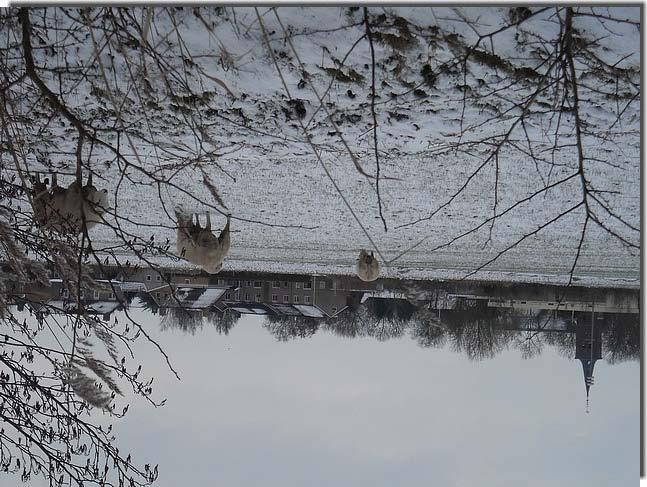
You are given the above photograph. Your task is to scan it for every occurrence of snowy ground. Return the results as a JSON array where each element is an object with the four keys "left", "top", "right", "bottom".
[
  {"left": 9, "top": 7, "right": 640, "bottom": 288},
  {"left": 80, "top": 147, "right": 639, "bottom": 289}
]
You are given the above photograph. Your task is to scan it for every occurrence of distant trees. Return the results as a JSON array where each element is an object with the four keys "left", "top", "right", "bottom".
[
  {"left": 362, "top": 298, "right": 415, "bottom": 341},
  {"left": 440, "top": 307, "right": 513, "bottom": 361},
  {"left": 409, "top": 309, "right": 447, "bottom": 349},
  {"left": 263, "top": 314, "right": 319, "bottom": 342},
  {"left": 160, "top": 307, "right": 204, "bottom": 335},
  {"left": 323, "top": 299, "right": 640, "bottom": 367},
  {"left": 206, "top": 308, "right": 241, "bottom": 336},
  {"left": 158, "top": 306, "right": 242, "bottom": 336},
  {"left": 601, "top": 313, "right": 640, "bottom": 364},
  {"left": 322, "top": 305, "right": 366, "bottom": 339}
]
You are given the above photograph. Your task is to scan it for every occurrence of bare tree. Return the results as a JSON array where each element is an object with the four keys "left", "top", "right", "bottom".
[
  {"left": 600, "top": 313, "right": 640, "bottom": 364},
  {"left": 322, "top": 305, "right": 367, "bottom": 339},
  {"left": 442, "top": 306, "right": 514, "bottom": 361},
  {"left": 362, "top": 297, "right": 415, "bottom": 341},
  {"left": 409, "top": 308, "right": 448, "bottom": 349},
  {"left": 263, "top": 314, "right": 320, "bottom": 341},
  {"left": 160, "top": 306, "right": 204, "bottom": 335},
  {"left": 205, "top": 308, "right": 241, "bottom": 336}
]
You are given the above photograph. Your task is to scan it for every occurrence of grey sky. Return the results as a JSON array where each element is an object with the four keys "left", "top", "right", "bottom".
[{"left": 96, "top": 309, "right": 639, "bottom": 487}]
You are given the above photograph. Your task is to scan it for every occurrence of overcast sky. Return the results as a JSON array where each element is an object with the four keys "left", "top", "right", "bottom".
[{"left": 80, "top": 308, "right": 639, "bottom": 487}]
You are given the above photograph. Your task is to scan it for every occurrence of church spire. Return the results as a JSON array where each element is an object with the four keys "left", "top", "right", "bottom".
[
  {"left": 575, "top": 307, "right": 602, "bottom": 413},
  {"left": 580, "top": 356, "right": 596, "bottom": 412}
]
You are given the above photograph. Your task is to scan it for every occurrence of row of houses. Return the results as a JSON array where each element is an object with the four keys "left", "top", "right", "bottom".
[
  {"left": 120, "top": 266, "right": 376, "bottom": 318},
  {"left": 143, "top": 280, "right": 358, "bottom": 319},
  {"left": 7, "top": 266, "right": 371, "bottom": 320},
  {"left": 4, "top": 263, "right": 639, "bottom": 320}
]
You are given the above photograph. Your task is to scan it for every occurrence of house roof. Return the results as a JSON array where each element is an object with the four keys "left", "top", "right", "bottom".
[
  {"left": 269, "top": 304, "right": 302, "bottom": 316},
  {"left": 120, "top": 281, "right": 147, "bottom": 292},
  {"left": 175, "top": 287, "right": 227, "bottom": 309},
  {"left": 328, "top": 305, "right": 348, "bottom": 317},
  {"left": 292, "top": 305, "right": 325, "bottom": 318},
  {"left": 361, "top": 290, "right": 408, "bottom": 303},
  {"left": 147, "top": 283, "right": 233, "bottom": 293},
  {"left": 229, "top": 303, "right": 272, "bottom": 315}
]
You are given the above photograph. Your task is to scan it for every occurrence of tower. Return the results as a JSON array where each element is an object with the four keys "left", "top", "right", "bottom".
[{"left": 575, "top": 308, "right": 603, "bottom": 413}]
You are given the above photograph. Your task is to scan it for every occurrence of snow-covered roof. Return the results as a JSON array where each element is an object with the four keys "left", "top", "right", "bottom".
[
  {"left": 293, "top": 305, "right": 325, "bottom": 318},
  {"left": 269, "top": 304, "right": 302, "bottom": 316},
  {"left": 268, "top": 303, "right": 326, "bottom": 317},
  {"left": 175, "top": 287, "right": 227, "bottom": 309},
  {"left": 120, "top": 281, "right": 147, "bottom": 292},
  {"left": 361, "top": 290, "right": 409, "bottom": 303},
  {"left": 230, "top": 305, "right": 269, "bottom": 315}
]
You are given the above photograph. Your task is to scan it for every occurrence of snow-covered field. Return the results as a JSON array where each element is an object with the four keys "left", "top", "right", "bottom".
[
  {"left": 74, "top": 147, "right": 637, "bottom": 289},
  {"left": 8, "top": 7, "right": 640, "bottom": 288}
]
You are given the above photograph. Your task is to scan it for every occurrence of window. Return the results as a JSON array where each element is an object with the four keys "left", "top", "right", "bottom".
[
  {"left": 246, "top": 280, "right": 252, "bottom": 287},
  {"left": 156, "top": 275, "right": 161, "bottom": 281},
  {"left": 146, "top": 275, "right": 151, "bottom": 281},
  {"left": 304, "top": 282, "right": 312, "bottom": 289},
  {"left": 294, "top": 295, "right": 300, "bottom": 303},
  {"left": 254, "top": 281, "right": 262, "bottom": 288},
  {"left": 93, "top": 290, "right": 100, "bottom": 299},
  {"left": 255, "top": 294, "right": 261, "bottom": 302},
  {"left": 156, "top": 292, "right": 161, "bottom": 298},
  {"left": 109, "top": 292, "right": 114, "bottom": 299},
  {"left": 218, "top": 279, "right": 225, "bottom": 285},
  {"left": 332, "top": 306, "right": 338, "bottom": 314},
  {"left": 272, "top": 281, "right": 281, "bottom": 288},
  {"left": 245, "top": 293, "right": 250, "bottom": 301},
  {"left": 235, "top": 291, "right": 240, "bottom": 300},
  {"left": 272, "top": 294, "right": 278, "bottom": 302},
  {"left": 295, "top": 282, "right": 302, "bottom": 289},
  {"left": 185, "top": 279, "right": 190, "bottom": 284},
  {"left": 283, "top": 295, "right": 289, "bottom": 303},
  {"left": 319, "top": 281, "right": 326, "bottom": 289},
  {"left": 283, "top": 281, "right": 289, "bottom": 287},
  {"left": 226, "top": 292, "right": 232, "bottom": 299},
  {"left": 304, "top": 295, "right": 311, "bottom": 304}
]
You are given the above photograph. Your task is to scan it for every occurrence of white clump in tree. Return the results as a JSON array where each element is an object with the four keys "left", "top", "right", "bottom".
[
  {"left": 176, "top": 210, "right": 231, "bottom": 274},
  {"left": 356, "top": 249, "right": 380, "bottom": 282}
]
